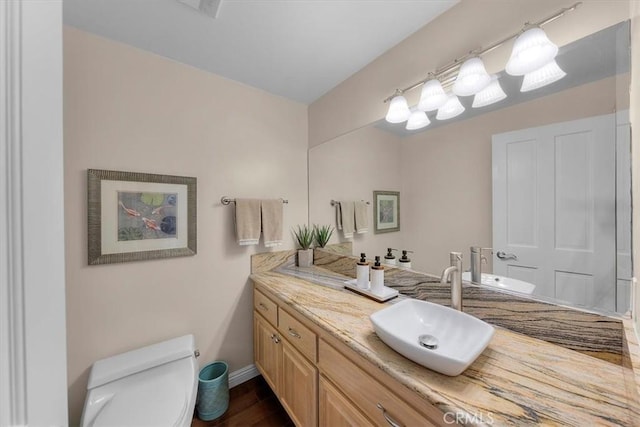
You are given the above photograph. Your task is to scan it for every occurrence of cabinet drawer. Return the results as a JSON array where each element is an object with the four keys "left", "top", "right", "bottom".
[
  {"left": 254, "top": 289, "right": 278, "bottom": 326},
  {"left": 319, "top": 340, "right": 435, "bottom": 427},
  {"left": 278, "top": 308, "right": 317, "bottom": 362}
]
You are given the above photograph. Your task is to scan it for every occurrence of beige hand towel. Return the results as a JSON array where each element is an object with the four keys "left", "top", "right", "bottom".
[
  {"left": 354, "top": 201, "right": 368, "bottom": 234},
  {"left": 261, "top": 199, "right": 283, "bottom": 247},
  {"left": 235, "top": 199, "right": 261, "bottom": 245},
  {"left": 339, "top": 201, "right": 355, "bottom": 240}
]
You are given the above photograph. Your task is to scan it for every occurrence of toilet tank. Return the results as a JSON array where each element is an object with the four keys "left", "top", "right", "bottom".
[{"left": 87, "top": 334, "right": 196, "bottom": 390}]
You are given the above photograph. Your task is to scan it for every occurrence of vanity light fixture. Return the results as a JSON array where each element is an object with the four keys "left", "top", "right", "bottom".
[
  {"left": 505, "top": 27, "right": 559, "bottom": 76},
  {"left": 472, "top": 75, "right": 507, "bottom": 108},
  {"left": 385, "top": 92, "right": 411, "bottom": 123},
  {"left": 418, "top": 79, "right": 448, "bottom": 112},
  {"left": 452, "top": 57, "right": 492, "bottom": 97},
  {"left": 382, "top": 2, "right": 580, "bottom": 124},
  {"left": 520, "top": 59, "right": 566, "bottom": 92},
  {"left": 406, "top": 109, "right": 431, "bottom": 130},
  {"left": 436, "top": 94, "right": 465, "bottom": 121}
]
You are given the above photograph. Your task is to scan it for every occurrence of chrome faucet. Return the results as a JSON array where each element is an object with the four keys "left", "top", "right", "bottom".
[
  {"left": 440, "top": 252, "right": 463, "bottom": 311},
  {"left": 470, "top": 247, "right": 491, "bottom": 284}
]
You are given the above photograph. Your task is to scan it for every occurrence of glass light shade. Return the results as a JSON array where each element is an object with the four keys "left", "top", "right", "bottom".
[
  {"left": 385, "top": 95, "right": 411, "bottom": 123},
  {"left": 436, "top": 94, "right": 465, "bottom": 120},
  {"left": 405, "top": 110, "right": 431, "bottom": 130},
  {"left": 472, "top": 75, "right": 507, "bottom": 108},
  {"left": 418, "top": 79, "right": 448, "bottom": 112},
  {"left": 520, "top": 60, "right": 566, "bottom": 92},
  {"left": 452, "top": 57, "right": 491, "bottom": 96},
  {"left": 506, "top": 27, "right": 559, "bottom": 76}
]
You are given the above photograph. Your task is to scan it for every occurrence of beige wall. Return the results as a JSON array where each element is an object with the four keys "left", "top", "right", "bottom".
[
  {"left": 401, "top": 75, "right": 628, "bottom": 275},
  {"left": 308, "top": 126, "right": 402, "bottom": 258},
  {"left": 64, "top": 27, "right": 308, "bottom": 423},
  {"left": 309, "top": 0, "right": 630, "bottom": 147}
]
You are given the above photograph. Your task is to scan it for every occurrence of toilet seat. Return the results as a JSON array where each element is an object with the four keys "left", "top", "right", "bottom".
[
  {"left": 93, "top": 372, "right": 188, "bottom": 427},
  {"left": 81, "top": 335, "right": 198, "bottom": 427}
]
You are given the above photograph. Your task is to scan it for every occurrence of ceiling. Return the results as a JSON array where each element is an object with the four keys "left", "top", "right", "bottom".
[{"left": 63, "top": 0, "right": 459, "bottom": 104}]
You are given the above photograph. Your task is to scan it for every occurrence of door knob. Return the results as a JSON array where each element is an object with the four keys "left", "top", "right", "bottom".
[{"left": 496, "top": 251, "right": 518, "bottom": 261}]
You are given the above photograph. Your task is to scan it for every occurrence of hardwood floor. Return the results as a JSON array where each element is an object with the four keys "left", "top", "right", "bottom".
[{"left": 192, "top": 376, "right": 293, "bottom": 427}]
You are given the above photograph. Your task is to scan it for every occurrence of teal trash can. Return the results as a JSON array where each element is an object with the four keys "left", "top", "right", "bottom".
[{"left": 196, "top": 361, "right": 229, "bottom": 421}]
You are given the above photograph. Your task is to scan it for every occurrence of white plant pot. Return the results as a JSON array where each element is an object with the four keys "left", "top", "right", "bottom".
[{"left": 297, "top": 249, "right": 313, "bottom": 267}]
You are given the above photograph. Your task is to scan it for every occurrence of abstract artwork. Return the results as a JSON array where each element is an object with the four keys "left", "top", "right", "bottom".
[{"left": 88, "top": 169, "right": 196, "bottom": 265}]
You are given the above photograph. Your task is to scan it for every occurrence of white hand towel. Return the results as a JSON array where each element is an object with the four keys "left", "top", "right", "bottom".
[
  {"left": 235, "top": 199, "right": 261, "bottom": 245},
  {"left": 261, "top": 199, "right": 283, "bottom": 247},
  {"left": 354, "top": 201, "right": 368, "bottom": 234},
  {"left": 339, "top": 201, "right": 355, "bottom": 240}
]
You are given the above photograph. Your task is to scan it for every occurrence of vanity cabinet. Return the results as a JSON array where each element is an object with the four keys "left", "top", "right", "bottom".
[
  {"left": 253, "top": 286, "right": 441, "bottom": 427},
  {"left": 253, "top": 289, "right": 318, "bottom": 426}
]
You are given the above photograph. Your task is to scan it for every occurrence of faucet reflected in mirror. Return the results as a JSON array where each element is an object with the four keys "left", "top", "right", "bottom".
[
  {"left": 470, "top": 247, "right": 491, "bottom": 284},
  {"left": 440, "top": 252, "right": 463, "bottom": 311}
]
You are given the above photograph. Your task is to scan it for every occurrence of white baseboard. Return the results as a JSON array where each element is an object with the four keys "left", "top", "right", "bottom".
[{"left": 228, "top": 364, "right": 260, "bottom": 389}]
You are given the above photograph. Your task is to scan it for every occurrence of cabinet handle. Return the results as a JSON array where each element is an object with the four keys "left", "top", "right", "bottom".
[
  {"left": 287, "top": 327, "right": 301, "bottom": 339},
  {"left": 259, "top": 302, "right": 269, "bottom": 311},
  {"left": 377, "top": 403, "right": 403, "bottom": 427},
  {"left": 270, "top": 333, "right": 280, "bottom": 344}
]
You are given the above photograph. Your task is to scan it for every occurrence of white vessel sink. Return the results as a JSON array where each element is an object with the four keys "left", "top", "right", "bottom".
[
  {"left": 462, "top": 272, "right": 536, "bottom": 295},
  {"left": 370, "top": 299, "right": 494, "bottom": 376}
]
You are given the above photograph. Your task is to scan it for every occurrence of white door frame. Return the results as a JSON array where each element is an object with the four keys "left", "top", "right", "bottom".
[{"left": 0, "top": 1, "right": 68, "bottom": 425}]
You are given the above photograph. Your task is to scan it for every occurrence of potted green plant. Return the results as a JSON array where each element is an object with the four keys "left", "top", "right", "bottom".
[
  {"left": 293, "top": 225, "right": 314, "bottom": 267},
  {"left": 313, "top": 224, "right": 334, "bottom": 248}
]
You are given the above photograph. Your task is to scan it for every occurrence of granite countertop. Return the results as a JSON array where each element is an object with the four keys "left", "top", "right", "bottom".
[{"left": 251, "top": 268, "right": 640, "bottom": 426}]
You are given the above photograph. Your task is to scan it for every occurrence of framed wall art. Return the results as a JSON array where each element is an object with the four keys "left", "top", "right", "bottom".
[
  {"left": 87, "top": 169, "right": 197, "bottom": 265},
  {"left": 373, "top": 190, "right": 400, "bottom": 234}
]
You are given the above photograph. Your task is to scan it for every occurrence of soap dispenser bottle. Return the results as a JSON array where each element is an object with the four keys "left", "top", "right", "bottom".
[
  {"left": 370, "top": 256, "right": 385, "bottom": 293},
  {"left": 384, "top": 248, "right": 397, "bottom": 266},
  {"left": 398, "top": 250, "right": 413, "bottom": 269},
  {"left": 356, "top": 253, "right": 370, "bottom": 290}
]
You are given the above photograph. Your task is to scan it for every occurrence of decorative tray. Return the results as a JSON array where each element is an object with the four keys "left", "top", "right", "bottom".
[{"left": 344, "top": 279, "right": 399, "bottom": 303}]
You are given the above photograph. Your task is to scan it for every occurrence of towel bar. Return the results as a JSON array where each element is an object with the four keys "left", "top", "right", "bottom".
[
  {"left": 330, "top": 200, "right": 370, "bottom": 206},
  {"left": 221, "top": 196, "right": 288, "bottom": 205}
]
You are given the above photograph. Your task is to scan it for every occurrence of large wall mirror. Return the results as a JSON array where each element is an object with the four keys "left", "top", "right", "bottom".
[{"left": 309, "top": 21, "right": 631, "bottom": 316}]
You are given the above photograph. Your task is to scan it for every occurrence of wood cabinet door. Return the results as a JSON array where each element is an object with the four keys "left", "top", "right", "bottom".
[
  {"left": 280, "top": 339, "right": 318, "bottom": 427},
  {"left": 319, "top": 376, "right": 372, "bottom": 427},
  {"left": 254, "top": 313, "right": 280, "bottom": 393}
]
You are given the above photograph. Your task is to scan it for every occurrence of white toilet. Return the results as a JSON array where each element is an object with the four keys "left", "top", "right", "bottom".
[{"left": 81, "top": 334, "right": 199, "bottom": 427}]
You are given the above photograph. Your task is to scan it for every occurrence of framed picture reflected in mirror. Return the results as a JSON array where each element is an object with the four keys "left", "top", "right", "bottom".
[{"left": 373, "top": 190, "right": 400, "bottom": 234}]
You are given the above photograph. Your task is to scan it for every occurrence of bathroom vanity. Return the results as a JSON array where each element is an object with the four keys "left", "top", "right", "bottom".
[
  {"left": 253, "top": 284, "right": 443, "bottom": 426},
  {"left": 251, "top": 250, "right": 640, "bottom": 426}
]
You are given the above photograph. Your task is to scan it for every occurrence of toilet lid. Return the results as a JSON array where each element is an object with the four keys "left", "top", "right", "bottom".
[{"left": 93, "top": 373, "right": 188, "bottom": 427}]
